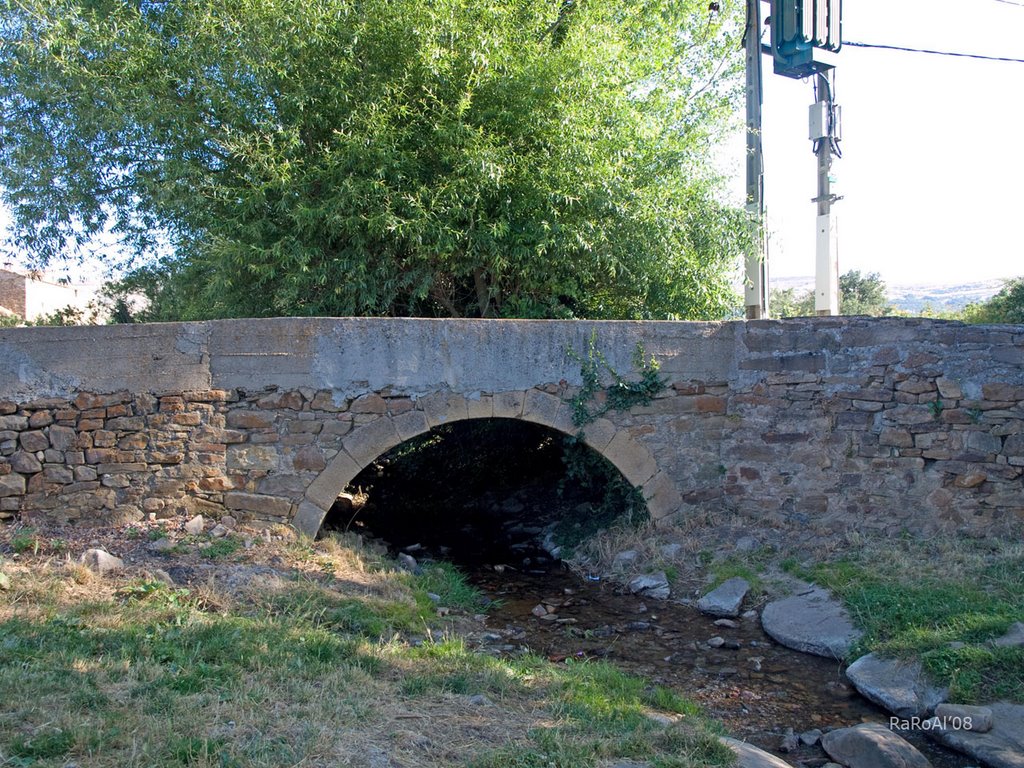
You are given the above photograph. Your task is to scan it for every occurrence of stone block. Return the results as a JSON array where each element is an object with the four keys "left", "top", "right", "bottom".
[
  {"left": 292, "top": 445, "right": 326, "bottom": 472},
  {"left": 10, "top": 452, "right": 41, "bottom": 474},
  {"left": 983, "top": 383, "right": 1024, "bottom": 402},
  {"left": 19, "top": 430, "right": 48, "bottom": 452},
  {"left": 492, "top": 390, "right": 525, "bottom": 419},
  {"left": 642, "top": 471, "right": 682, "bottom": 520},
  {"left": 257, "top": 391, "right": 305, "bottom": 410},
  {"left": 465, "top": 394, "right": 493, "bottom": 420},
  {"left": 603, "top": 431, "right": 657, "bottom": 486},
  {"left": 226, "top": 444, "right": 279, "bottom": 471},
  {"left": 350, "top": 393, "right": 387, "bottom": 414},
  {"left": 0, "top": 415, "right": 28, "bottom": 431},
  {"left": 419, "top": 390, "right": 469, "bottom": 426},
  {"left": 305, "top": 449, "right": 361, "bottom": 510},
  {"left": 522, "top": 388, "right": 562, "bottom": 428},
  {"left": 580, "top": 418, "right": 616, "bottom": 451},
  {"left": 224, "top": 492, "right": 293, "bottom": 518},
  {"left": 0, "top": 474, "right": 26, "bottom": 497},
  {"left": 343, "top": 416, "right": 400, "bottom": 467},
  {"left": 292, "top": 500, "right": 328, "bottom": 537},
  {"left": 392, "top": 410, "right": 430, "bottom": 442}
]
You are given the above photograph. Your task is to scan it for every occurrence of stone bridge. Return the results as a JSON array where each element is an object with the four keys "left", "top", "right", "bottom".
[{"left": 0, "top": 318, "right": 1022, "bottom": 538}]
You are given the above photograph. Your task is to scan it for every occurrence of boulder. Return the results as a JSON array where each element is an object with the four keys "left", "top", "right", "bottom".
[
  {"left": 934, "top": 703, "right": 993, "bottom": 733},
  {"left": 993, "top": 621, "right": 1024, "bottom": 648},
  {"left": 697, "top": 576, "right": 750, "bottom": 617},
  {"left": 719, "top": 737, "right": 795, "bottom": 768},
  {"left": 845, "top": 653, "right": 948, "bottom": 718},
  {"left": 79, "top": 548, "right": 124, "bottom": 574},
  {"left": 925, "top": 702, "right": 1024, "bottom": 768},
  {"left": 761, "top": 583, "right": 862, "bottom": 659},
  {"left": 821, "top": 723, "right": 932, "bottom": 768}
]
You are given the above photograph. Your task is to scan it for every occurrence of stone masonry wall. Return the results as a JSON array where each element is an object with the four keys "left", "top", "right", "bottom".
[{"left": 0, "top": 318, "right": 1021, "bottom": 539}]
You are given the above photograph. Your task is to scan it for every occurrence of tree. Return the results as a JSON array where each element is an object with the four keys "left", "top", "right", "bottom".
[
  {"left": 769, "top": 270, "right": 893, "bottom": 318},
  {"left": 0, "top": 0, "right": 748, "bottom": 320},
  {"left": 838, "top": 270, "right": 892, "bottom": 316},
  {"left": 963, "top": 278, "right": 1024, "bottom": 324}
]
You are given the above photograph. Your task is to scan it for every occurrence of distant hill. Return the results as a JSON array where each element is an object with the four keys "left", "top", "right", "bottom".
[{"left": 770, "top": 276, "right": 1005, "bottom": 315}]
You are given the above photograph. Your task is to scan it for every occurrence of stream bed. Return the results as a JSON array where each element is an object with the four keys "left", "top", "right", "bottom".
[{"left": 464, "top": 561, "right": 973, "bottom": 768}]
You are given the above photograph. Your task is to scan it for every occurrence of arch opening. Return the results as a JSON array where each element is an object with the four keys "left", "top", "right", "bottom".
[{"left": 319, "top": 418, "right": 648, "bottom": 569}]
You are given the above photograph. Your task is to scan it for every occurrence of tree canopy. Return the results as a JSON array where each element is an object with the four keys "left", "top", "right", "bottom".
[
  {"left": 964, "top": 277, "right": 1024, "bottom": 325},
  {"left": 770, "top": 270, "right": 894, "bottom": 318},
  {"left": 0, "top": 0, "right": 748, "bottom": 320}
]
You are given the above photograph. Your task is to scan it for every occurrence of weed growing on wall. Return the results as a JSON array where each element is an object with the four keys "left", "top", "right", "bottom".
[{"left": 567, "top": 334, "right": 667, "bottom": 428}]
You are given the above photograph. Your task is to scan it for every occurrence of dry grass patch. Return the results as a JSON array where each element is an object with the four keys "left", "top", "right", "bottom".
[{"left": 0, "top": 530, "right": 730, "bottom": 768}]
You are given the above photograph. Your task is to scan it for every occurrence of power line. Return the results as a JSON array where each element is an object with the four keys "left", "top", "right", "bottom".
[
  {"left": 991, "top": 0, "right": 1024, "bottom": 7},
  {"left": 844, "top": 41, "right": 1024, "bottom": 63}
]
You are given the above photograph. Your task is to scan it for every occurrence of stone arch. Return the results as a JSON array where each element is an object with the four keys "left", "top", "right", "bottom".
[{"left": 292, "top": 387, "right": 681, "bottom": 537}]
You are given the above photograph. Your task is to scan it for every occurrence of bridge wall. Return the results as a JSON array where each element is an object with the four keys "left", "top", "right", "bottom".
[{"left": 0, "top": 318, "right": 1021, "bottom": 538}]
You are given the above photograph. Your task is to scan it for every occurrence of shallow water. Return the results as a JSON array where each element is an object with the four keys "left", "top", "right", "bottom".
[{"left": 468, "top": 562, "right": 972, "bottom": 767}]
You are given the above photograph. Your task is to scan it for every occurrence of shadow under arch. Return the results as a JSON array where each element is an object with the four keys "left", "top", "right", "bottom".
[{"left": 293, "top": 388, "right": 681, "bottom": 537}]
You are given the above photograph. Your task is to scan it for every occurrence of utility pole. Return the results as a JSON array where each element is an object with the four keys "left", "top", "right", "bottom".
[
  {"left": 812, "top": 70, "right": 840, "bottom": 315},
  {"left": 743, "top": 0, "right": 767, "bottom": 320},
  {"left": 770, "top": 0, "right": 843, "bottom": 316}
]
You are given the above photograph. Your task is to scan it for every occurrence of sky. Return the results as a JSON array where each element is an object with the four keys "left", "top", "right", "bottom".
[
  {"left": 2, "top": 0, "right": 1023, "bottom": 289},
  {"left": 725, "top": 0, "right": 1024, "bottom": 286}
]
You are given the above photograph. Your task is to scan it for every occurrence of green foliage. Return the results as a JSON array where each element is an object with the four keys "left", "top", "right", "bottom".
[
  {"left": 770, "top": 270, "right": 895, "bottom": 318},
  {"left": 838, "top": 270, "right": 892, "bottom": 316},
  {"left": 555, "top": 438, "right": 649, "bottom": 549},
  {"left": 412, "top": 562, "right": 483, "bottom": 613},
  {"left": 964, "top": 277, "right": 1024, "bottom": 324},
  {"left": 1, "top": 0, "right": 748, "bottom": 321},
  {"left": 569, "top": 336, "right": 667, "bottom": 428},
  {"left": 796, "top": 555, "right": 1024, "bottom": 702}
]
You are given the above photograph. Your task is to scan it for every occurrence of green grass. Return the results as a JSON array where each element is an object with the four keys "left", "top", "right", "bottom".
[
  {"left": 790, "top": 548, "right": 1024, "bottom": 703},
  {"left": 0, "top": 538, "right": 729, "bottom": 768}
]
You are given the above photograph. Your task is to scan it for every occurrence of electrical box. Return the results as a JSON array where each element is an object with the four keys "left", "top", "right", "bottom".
[
  {"left": 773, "top": 0, "right": 842, "bottom": 79},
  {"left": 809, "top": 102, "right": 828, "bottom": 140}
]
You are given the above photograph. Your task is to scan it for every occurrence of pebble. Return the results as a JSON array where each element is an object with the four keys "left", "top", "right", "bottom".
[
  {"left": 707, "top": 636, "right": 726, "bottom": 648},
  {"left": 714, "top": 618, "right": 739, "bottom": 629},
  {"left": 184, "top": 514, "right": 204, "bottom": 535},
  {"left": 779, "top": 727, "right": 799, "bottom": 752},
  {"left": 800, "top": 728, "right": 823, "bottom": 746}
]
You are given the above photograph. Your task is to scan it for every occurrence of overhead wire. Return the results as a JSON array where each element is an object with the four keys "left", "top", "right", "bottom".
[{"left": 843, "top": 41, "right": 1024, "bottom": 64}]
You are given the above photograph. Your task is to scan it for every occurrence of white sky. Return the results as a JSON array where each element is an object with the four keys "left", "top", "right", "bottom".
[
  {"left": 3, "top": 0, "right": 1023, "bottom": 289},
  {"left": 725, "top": 0, "right": 1024, "bottom": 285}
]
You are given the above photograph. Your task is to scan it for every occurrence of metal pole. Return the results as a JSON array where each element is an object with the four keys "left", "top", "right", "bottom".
[
  {"left": 743, "top": 0, "right": 767, "bottom": 319},
  {"left": 813, "top": 70, "right": 839, "bottom": 315}
]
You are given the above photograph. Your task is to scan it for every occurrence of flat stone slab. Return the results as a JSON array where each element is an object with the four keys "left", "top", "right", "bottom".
[
  {"left": 720, "top": 737, "right": 795, "bottom": 768},
  {"left": 697, "top": 577, "right": 750, "bottom": 618},
  {"left": 822, "top": 723, "right": 932, "bottom": 768},
  {"left": 628, "top": 572, "right": 670, "bottom": 600},
  {"left": 925, "top": 702, "right": 1024, "bottom": 768},
  {"left": 760, "top": 583, "right": 862, "bottom": 659},
  {"left": 846, "top": 653, "right": 948, "bottom": 718}
]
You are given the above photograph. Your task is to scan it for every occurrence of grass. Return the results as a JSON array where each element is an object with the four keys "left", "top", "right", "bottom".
[
  {"left": 787, "top": 538, "right": 1024, "bottom": 703},
  {"left": 0, "top": 532, "right": 730, "bottom": 768}
]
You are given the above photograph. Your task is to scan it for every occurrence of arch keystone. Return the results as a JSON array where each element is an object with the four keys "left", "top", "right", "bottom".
[{"left": 492, "top": 391, "right": 526, "bottom": 418}]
